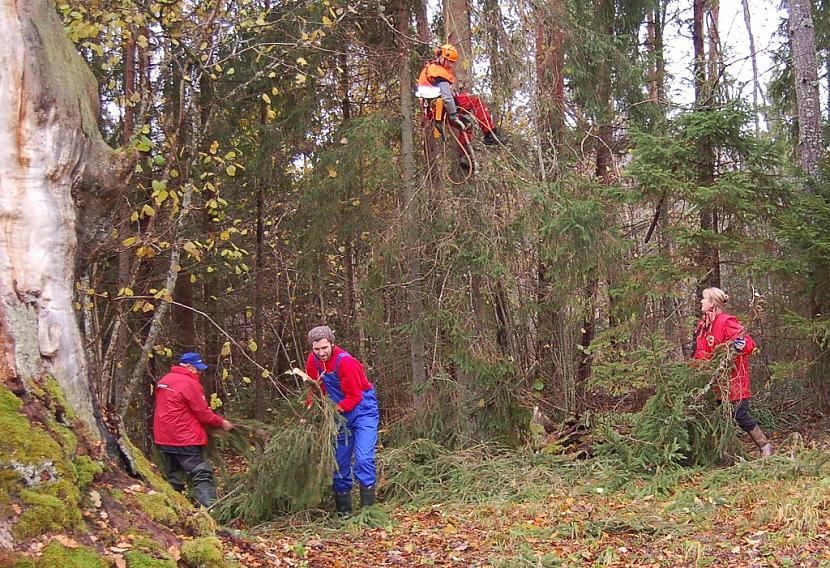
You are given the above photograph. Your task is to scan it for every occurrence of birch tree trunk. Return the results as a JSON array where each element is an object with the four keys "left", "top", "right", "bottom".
[
  {"left": 0, "top": 0, "right": 132, "bottom": 435},
  {"left": 788, "top": 0, "right": 823, "bottom": 181}
]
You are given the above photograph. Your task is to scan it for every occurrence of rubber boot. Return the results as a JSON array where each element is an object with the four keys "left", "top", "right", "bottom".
[
  {"left": 483, "top": 127, "right": 508, "bottom": 146},
  {"left": 334, "top": 491, "right": 352, "bottom": 517},
  {"left": 749, "top": 426, "right": 773, "bottom": 458},
  {"left": 458, "top": 154, "right": 472, "bottom": 173},
  {"left": 359, "top": 484, "right": 375, "bottom": 508}
]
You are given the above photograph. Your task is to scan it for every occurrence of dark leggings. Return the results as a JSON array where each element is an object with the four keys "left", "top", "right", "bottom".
[{"left": 732, "top": 399, "right": 757, "bottom": 433}]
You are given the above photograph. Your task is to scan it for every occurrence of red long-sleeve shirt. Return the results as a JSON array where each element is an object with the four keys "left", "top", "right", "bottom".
[
  {"left": 153, "top": 366, "right": 224, "bottom": 446},
  {"left": 693, "top": 312, "right": 756, "bottom": 401},
  {"left": 305, "top": 346, "right": 373, "bottom": 413}
]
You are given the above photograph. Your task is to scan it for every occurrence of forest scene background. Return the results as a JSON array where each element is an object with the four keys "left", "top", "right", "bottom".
[{"left": 5, "top": 0, "right": 830, "bottom": 565}]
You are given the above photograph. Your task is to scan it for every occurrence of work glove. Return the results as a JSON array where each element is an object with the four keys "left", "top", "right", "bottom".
[
  {"left": 732, "top": 338, "right": 746, "bottom": 353},
  {"left": 448, "top": 112, "right": 467, "bottom": 131}
]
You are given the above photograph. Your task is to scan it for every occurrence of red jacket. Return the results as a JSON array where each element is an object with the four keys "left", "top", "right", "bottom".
[
  {"left": 153, "top": 366, "right": 224, "bottom": 446},
  {"left": 693, "top": 312, "right": 756, "bottom": 401},
  {"left": 305, "top": 346, "right": 373, "bottom": 413}
]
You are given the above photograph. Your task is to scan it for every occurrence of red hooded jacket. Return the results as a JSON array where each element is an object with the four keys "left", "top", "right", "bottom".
[
  {"left": 153, "top": 366, "right": 224, "bottom": 446},
  {"left": 693, "top": 312, "right": 756, "bottom": 401}
]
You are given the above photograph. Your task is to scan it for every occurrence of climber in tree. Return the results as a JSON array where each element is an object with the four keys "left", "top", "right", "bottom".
[{"left": 416, "top": 43, "right": 507, "bottom": 172}]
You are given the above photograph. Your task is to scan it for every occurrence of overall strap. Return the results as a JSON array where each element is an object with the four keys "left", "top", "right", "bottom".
[
  {"left": 333, "top": 352, "right": 350, "bottom": 375},
  {"left": 313, "top": 356, "right": 325, "bottom": 376}
]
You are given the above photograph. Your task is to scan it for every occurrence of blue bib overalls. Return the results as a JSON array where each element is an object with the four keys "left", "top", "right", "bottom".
[{"left": 315, "top": 352, "right": 379, "bottom": 492}]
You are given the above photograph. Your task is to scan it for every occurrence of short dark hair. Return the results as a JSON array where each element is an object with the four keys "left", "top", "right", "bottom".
[{"left": 307, "top": 325, "right": 335, "bottom": 345}]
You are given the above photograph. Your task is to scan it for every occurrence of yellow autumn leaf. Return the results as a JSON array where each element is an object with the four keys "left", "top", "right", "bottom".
[
  {"left": 262, "top": 93, "right": 271, "bottom": 104},
  {"left": 296, "top": 57, "right": 308, "bottom": 66},
  {"left": 261, "top": 369, "right": 270, "bottom": 378},
  {"left": 226, "top": 165, "right": 236, "bottom": 176},
  {"left": 295, "top": 73, "right": 306, "bottom": 85},
  {"left": 328, "top": 165, "right": 337, "bottom": 178},
  {"left": 322, "top": 15, "right": 333, "bottom": 26},
  {"left": 248, "top": 339, "right": 258, "bottom": 353},
  {"left": 242, "top": 376, "right": 252, "bottom": 384},
  {"left": 141, "top": 204, "right": 156, "bottom": 217},
  {"left": 209, "top": 140, "right": 219, "bottom": 154},
  {"left": 122, "top": 237, "right": 138, "bottom": 247},
  {"left": 220, "top": 341, "right": 231, "bottom": 357}
]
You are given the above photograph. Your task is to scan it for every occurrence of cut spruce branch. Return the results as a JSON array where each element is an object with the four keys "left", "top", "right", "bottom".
[{"left": 210, "top": 369, "right": 341, "bottom": 524}]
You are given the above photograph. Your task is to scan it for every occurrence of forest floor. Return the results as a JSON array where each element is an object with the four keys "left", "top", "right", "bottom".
[{"left": 216, "top": 421, "right": 830, "bottom": 568}]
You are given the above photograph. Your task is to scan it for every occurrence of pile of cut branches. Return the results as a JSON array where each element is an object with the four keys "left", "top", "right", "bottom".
[
  {"left": 595, "top": 336, "right": 740, "bottom": 488},
  {"left": 212, "top": 374, "right": 341, "bottom": 524}
]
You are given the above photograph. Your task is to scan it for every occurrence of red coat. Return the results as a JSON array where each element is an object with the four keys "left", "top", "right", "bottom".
[
  {"left": 693, "top": 312, "right": 756, "bottom": 401},
  {"left": 305, "top": 346, "right": 373, "bottom": 412},
  {"left": 153, "top": 366, "right": 224, "bottom": 446}
]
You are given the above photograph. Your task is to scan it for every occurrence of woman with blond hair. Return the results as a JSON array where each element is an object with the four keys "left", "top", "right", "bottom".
[{"left": 693, "top": 287, "right": 772, "bottom": 457}]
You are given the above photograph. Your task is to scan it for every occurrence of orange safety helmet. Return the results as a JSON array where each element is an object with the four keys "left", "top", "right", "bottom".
[{"left": 435, "top": 43, "right": 459, "bottom": 62}]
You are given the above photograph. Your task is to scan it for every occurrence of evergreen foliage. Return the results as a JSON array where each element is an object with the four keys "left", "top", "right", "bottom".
[
  {"left": 595, "top": 336, "right": 742, "bottom": 491},
  {"left": 211, "top": 392, "right": 340, "bottom": 524}
]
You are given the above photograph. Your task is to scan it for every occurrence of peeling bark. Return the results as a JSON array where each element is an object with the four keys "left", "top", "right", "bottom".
[{"left": 0, "top": 1, "right": 133, "bottom": 435}]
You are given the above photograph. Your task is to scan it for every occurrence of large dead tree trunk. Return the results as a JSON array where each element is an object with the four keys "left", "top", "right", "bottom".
[{"left": 0, "top": 1, "right": 132, "bottom": 435}]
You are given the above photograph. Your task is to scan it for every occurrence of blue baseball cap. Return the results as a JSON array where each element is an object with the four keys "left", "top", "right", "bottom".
[{"left": 180, "top": 352, "right": 208, "bottom": 371}]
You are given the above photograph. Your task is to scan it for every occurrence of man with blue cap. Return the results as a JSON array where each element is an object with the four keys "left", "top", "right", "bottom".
[{"left": 153, "top": 352, "right": 233, "bottom": 507}]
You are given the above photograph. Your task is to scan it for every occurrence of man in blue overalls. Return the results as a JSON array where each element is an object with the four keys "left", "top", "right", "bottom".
[{"left": 305, "top": 325, "right": 380, "bottom": 516}]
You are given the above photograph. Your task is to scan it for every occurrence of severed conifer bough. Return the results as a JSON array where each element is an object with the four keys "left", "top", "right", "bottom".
[{"left": 211, "top": 370, "right": 340, "bottom": 524}]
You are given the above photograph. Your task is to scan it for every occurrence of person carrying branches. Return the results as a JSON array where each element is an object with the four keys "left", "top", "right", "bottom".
[
  {"left": 305, "top": 326, "right": 380, "bottom": 516},
  {"left": 416, "top": 43, "right": 507, "bottom": 172},
  {"left": 692, "top": 287, "right": 773, "bottom": 457},
  {"left": 153, "top": 352, "right": 234, "bottom": 507}
]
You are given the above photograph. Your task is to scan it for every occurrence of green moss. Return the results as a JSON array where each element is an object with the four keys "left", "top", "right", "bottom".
[
  {"left": 74, "top": 455, "right": 105, "bottom": 489},
  {"left": 126, "top": 533, "right": 169, "bottom": 557},
  {"left": 51, "top": 421, "right": 79, "bottom": 456},
  {"left": 43, "top": 377, "right": 76, "bottom": 422},
  {"left": 121, "top": 437, "right": 191, "bottom": 513},
  {"left": 15, "top": 489, "right": 81, "bottom": 538},
  {"left": 135, "top": 493, "right": 178, "bottom": 526},
  {"left": 0, "top": 387, "right": 64, "bottom": 465},
  {"left": 123, "top": 551, "right": 176, "bottom": 568},
  {"left": 110, "top": 488, "right": 125, "bottom": 502},
  {"left": 180, "top": 537, "right": 226, "bottom": 568},
  {"left": 11, "top": 559, "right": 35, "bottom": 568},
  {"left": 34, "top": 541, "right": 104, "bottom": 568},
  {"left": 183, "top": 510, "right": 216, "bottom": 537}
]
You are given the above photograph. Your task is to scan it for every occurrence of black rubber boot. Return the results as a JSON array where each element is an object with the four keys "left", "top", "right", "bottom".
[
  {"left": 334, "top": 491, "right": 352, "bottom": 517},
  {"left": 483, "top": 127, "right": 507, "bottom": 146},
  {"left": 458, "top": 155, "right": 471, "bottom": 172},
  {"left": 359, "top": 484, "right": 375, "bottom": 508}
]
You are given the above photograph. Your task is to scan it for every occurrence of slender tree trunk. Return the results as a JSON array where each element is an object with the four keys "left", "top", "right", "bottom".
[
  {"left": 398, "top": 0, "right": 428, "bottom": 409},
  {"left": 253, "top": 180, "right": 267, "bottom": 419},
  {"left": 741, "top": 0, "right": 762, "bottom": 135},
  {"left": 788, "top": 0, "right": 823, "bottom": 181},
  {"left": 693, "top": 0, "right": 720, "bottom": 290}
]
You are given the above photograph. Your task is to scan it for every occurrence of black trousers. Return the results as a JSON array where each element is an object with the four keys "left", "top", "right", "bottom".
[
  {"left": 159, "top": 446, "right": 216, "bottom": 506},
  {"left": 732, "top": 399, "right": 757, "bottom": 433}
]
